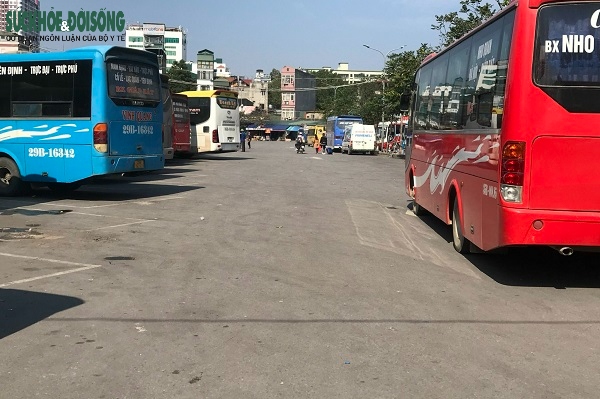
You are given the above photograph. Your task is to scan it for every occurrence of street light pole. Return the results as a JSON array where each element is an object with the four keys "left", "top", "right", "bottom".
[{"left": 363, "top": 44, "right": 406, "bottom": 151}]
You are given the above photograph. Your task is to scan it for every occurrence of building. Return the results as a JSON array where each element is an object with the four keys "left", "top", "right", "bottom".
[
  {"left": 230, "top": 70, "right": 270, "bottom": 114},
  {"left": 125, "top": 23, "right": 187, "bottom": 71},
  {"left": 304, "top": 62, "right": 382, "bottom": 84},
  {"left": 280, "top": 66, "right": 316, "bottom": 121},
  {"left": 195, "top": 49, "right": 215, "bottom": 90},
  {"left": 0, "top": 0, "right": 40, "bottom": 53}
]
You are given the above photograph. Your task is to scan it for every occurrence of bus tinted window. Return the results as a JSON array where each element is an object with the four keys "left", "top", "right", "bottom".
[
  {"left": 535, "top": 3, "right": 600, "bottom": 86},
  {"left": 107, "top": 60, "right": 160, "bottom": 104},
  {"left": 188, "top": 97, "right": 210, "bottom": 125},
  {"left": 0, "top": 60, "right": 92, "bottom": 118},
  {"left": 443, "top": 39, "right": 471, "bottom": 129},
  {"left": 414, "top": 64, "right": 433, "bottom": 129},
  {"left": 465, "top": 18, "right": 504, "bottom": 129},
  {"left": 428, "top": 53, "right": 449, "bottom": 130}
]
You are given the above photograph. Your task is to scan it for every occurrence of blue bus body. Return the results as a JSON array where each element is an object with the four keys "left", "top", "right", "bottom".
[
  {"left": 326, "top": 115, "right": 363, "bottom": 150},
  {"left": 0, "top": 46, "right": 163, "bottom": 194}
]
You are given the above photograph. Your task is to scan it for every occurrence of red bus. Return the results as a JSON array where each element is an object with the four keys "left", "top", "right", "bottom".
[
  {"left": 172, "top": 93, "right": 191, "bottom": 154},
  {"left": 405, "top": 0, "right": 600, "bottom": 256}
]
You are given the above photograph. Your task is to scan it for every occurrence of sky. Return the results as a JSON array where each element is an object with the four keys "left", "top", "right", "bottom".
[{"left": 40, "top": 0, "right": 460, "bottom": 77}]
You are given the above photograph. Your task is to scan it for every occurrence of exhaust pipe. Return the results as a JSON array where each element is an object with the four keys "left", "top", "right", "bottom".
[{"left": 553, "top": 246, "right": 574, "bottom": 256}]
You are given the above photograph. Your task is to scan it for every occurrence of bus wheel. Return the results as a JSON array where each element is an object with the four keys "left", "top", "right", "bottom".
[
  {"left": 452, "top": 200, "right": 471, "bottom": 254},
  {"left": 412, "top": 199, "right": 426, "bottom": 216},
  {"left": 47, "top": 182, "right": 82, "bottom": 193},
  {"left": 0, "top": 157, "right": 25, "bottom": 196}
]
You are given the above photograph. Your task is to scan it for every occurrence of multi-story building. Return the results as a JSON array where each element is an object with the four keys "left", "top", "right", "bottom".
[
  {"left": 125, "top": 24, "right": 186, "bottom": 71},
  {"left": 0, "top": 0, "right": 40, "bottom": 53},
  {"left": 280, "top": 66, "right": 316, "bottom": 121},
  {"left": 230, "top": 70, "right": 270, "bottom": 114},
  {"left": 304, "top": 62, "right": 382, "bottom": 84},
  {"left": 195, "top": 49, "right": 214, "bottom": 90}
]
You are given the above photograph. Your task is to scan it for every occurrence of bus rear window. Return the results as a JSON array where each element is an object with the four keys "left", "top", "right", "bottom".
[
  {"left": 107, "top": 60, "right": 160, "bottom": 105},
  {"left": 534, "top": 3, "right": 600, "bottom": 86}
]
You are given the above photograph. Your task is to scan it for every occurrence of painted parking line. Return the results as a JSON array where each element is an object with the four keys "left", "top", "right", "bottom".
[
  {"left": 84, "top": 219, "right": 155, "bottom": 232},
  {"left": 0, "top": 252, "right": 102, "bottom": 287}
]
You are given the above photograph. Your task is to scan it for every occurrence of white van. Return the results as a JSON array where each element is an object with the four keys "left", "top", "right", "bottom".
[{"left": 341, "top": 124, "right": 378, "bottom": 155}]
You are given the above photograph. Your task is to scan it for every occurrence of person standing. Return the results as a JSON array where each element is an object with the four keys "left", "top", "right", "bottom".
[
  {"left": 247, "top": 132, "right": 252, "bottom": 149},
  {"left": 319, "top": 133, "right": 327, "bottom": 154}
]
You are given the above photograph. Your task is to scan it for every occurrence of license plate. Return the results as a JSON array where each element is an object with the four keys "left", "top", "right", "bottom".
[
  {"left": 134, "top": 160, "right": 144, "bottom": 169},
  {"left": 227, "top": 137, "right": 233, "bottom": 142}
]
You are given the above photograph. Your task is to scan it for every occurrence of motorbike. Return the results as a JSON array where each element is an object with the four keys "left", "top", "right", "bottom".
[{"left": 295, "top": 142, "right": 305, "bottom": 154}]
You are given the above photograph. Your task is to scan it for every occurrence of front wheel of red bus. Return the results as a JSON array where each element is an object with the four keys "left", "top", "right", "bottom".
[
  {"left": 0, "top": 157, "right": 26, "bottom": 197},
  {"left": 452, "top": 200, "right": 471, "bottom": 254}
]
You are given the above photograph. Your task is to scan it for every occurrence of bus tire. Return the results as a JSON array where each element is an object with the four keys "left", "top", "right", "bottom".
[
  {"left": 47, "top": 182, "right": 82, "bottom": 193},
  {"left": 412, "top": 199, "right": 426, "bottom": 216},
  {"left": 0, "top": 157, "right": 25, "bottom": 196},
  {"left": 452, "top": 200, "right": 471, "bottom": 254}
]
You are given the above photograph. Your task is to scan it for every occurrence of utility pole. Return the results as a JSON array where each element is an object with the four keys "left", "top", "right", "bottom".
[{"left": 363, "top": 44, "right": 406, "bottom": 151}]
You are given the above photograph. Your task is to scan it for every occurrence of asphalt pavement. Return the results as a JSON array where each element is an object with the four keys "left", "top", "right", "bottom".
[{"left": 1, "top": 141, "right": 600, "bottom": 399}]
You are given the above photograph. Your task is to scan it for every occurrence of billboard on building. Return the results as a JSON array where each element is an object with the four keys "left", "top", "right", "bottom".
[{"left": 142, "top": 23, "right": 165, "bottom": 36}]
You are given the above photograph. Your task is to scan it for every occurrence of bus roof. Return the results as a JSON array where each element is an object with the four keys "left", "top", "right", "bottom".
[
  {"left": 0, "top": 45, "right": 158, "bottom": 64},
  {"left": 179, "top": 90, "right": 238, "bottom": 98}
]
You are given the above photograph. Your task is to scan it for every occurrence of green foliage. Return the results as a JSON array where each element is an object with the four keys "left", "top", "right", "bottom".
[
  {"left": 384, "top": 44, "right": 435, "bottom": 118},
  {"left": 267, "top": 68, "right": 281, "bottom": 110},
  {"left": 431, "top": 0, "right": 511, "bottom": 47},
  {"left": 166, "top": 60, "right": 197, "bottom": 93}
]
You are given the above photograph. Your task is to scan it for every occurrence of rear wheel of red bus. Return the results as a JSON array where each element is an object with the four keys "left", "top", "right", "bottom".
[
  {"left": 0, "top": 157, "right": 26, "bottom": 197},
  {"left": 452, "top": 200, "right": 471, "bottom": 254}
]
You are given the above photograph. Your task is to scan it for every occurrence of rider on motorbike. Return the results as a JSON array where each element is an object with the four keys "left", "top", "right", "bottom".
[{"left": 295, "top": 133, "right": 305, "bottom": 153}]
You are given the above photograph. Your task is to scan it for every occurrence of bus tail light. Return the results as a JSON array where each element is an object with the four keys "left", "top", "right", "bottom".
[
  {"left": 93, "top": 123, "right": 108, "bottom": 153},
  {"left": 212, "top": 129, "right": 219, "bottom": 143},
  {"left": 500, "top": 141, "right": 525, "bottom": 203}
]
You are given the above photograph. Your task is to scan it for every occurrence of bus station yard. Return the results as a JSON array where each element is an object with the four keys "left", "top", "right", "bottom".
[{"left": 2, "top": 141, "right": 600, "bottom": 398}]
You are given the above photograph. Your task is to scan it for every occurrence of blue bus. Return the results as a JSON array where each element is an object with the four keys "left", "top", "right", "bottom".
[
  {"left": 0, "top": 45, "right": 164, "bottom": 195},
  {"left": 326, "top": 115, "right": 363, "bottom": 151}
]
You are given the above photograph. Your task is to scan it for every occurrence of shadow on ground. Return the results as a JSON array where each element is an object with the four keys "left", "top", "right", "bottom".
[
  {"left": 406, "top": 201, "right": 600, "bottom": 289},
  {"left": 0, "top": 289, "right": 84, "bottom": 339}
]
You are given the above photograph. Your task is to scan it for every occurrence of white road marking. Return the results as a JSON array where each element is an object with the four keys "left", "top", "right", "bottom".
[
  {"left": 0, "top": 252, "right": 102, "bottom": 287},
  {"left": 84, "top": 219, "right": 155, "bottom": 232},
  {"left": 41, "top": 196, "right": 185, "bottom": 209},
  {"left": 406, "top": 209, "right": 417, "bottom": 217},
  {"left": 310, "top": 157, "right": 323, "bottom": 160},
  {"left": 346, "top": 199, "right": 480, "bottom": 279}
]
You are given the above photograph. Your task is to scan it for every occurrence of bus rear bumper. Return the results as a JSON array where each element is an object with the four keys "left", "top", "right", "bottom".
[
  {"left": 500, "top": 208, "right": 600, "bottom": 248},
  {"left": 93, "top": 155, "right": 164, "bottom": 175},
  {"left": 220, "top": 143, "right": 240, "bottom": 152}
]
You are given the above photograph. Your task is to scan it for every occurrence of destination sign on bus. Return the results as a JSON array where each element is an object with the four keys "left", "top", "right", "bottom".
[
  {"left": 0, "top": 61, "right": 80, "bottom": 76},
  {"left": 107, "top": 61, "right": 159, "bottom": 102},
  {"left": 217, "top": 97, "right": 237, "bottom": 110}
]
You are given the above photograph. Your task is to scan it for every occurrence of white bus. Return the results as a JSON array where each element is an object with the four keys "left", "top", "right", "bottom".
[{"left": 179, "top": 90, "right": 240, "bottom": 153}]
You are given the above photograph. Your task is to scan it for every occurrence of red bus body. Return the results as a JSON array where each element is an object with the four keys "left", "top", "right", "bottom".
[
  {"left": 405, "top": 0, "right": 600, "bottom": 253},
  {"left": 172, "top": 93, "right": 191, "bottom": 154}
]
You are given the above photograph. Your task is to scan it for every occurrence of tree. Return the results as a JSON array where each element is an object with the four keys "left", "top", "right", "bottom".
[
  {"left": 166, "top": 60, "right": 196, "bottom": 93},
  {"left": 384, "top": 44, "right": 435, "bottom": 119},
  {"left": 267, "top": 68, "right": 281, "bottom": 110},
  {"left": 431, "top": 0, "right": 511, "bottom": 47}
]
